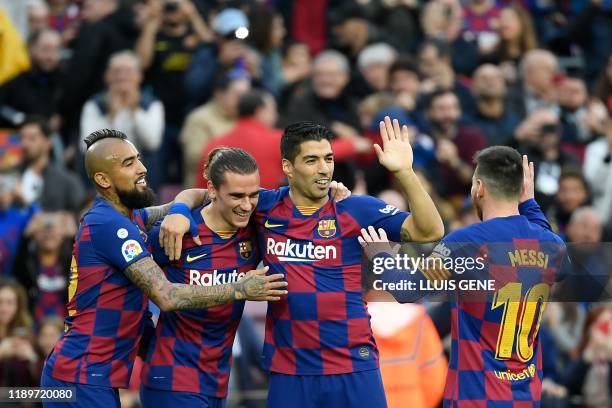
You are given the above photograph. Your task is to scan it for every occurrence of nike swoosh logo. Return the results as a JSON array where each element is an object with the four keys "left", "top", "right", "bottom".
[
  {"left": 186, "top": 253, "right": 207, "bottom": 262},
  {"left": 265, "top": 220, "right": 283, "bottom": 228}
]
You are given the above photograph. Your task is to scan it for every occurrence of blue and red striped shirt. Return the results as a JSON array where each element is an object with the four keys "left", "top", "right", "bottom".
[
  {"left": 43, "top": 196, "right": 151, "bottom": 388},
  {"left": 141, "top": 206, "right": 259, "bottom": 397},
  {"left": 254, "top": 187, "right": 409, "bottom": 375}
]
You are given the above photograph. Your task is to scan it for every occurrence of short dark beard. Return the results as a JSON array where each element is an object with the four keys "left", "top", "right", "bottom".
[{"left": 116, "top": 185, "right": 157, "bottom": 209}]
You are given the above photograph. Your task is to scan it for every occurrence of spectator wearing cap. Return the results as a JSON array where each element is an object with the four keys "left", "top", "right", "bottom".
[
  {"left": 196, "top": 89, "right": 285, "bottom": 190},
  {"left": 136, "top": 0, "right": 210, "bottom": 184},
  {"left": 280, "top": 49, "right": 372, "bottom": 189},
  {"left": 79, "top": 50, "right": 165, "bottom": 189},
  {"left": 0, "top": 30, "right": 63, "bottom": 132},
  {"left": 183, "top": 7, "right": 253, "bottom": 110},
  {"left": 351, "top": 42, "right": 397, "bottom": 99},
  {"left": 180, "top": 72, "right": 251, "bottom": 187},
  {"left": 424, "top": 89, "right": 486, "bottom": 201},
  {"left": 468, "top": 64, "right": 520, "bottom": 146},
  {"left": 19, "top": 116, "right": 84, "bottom": 213}
]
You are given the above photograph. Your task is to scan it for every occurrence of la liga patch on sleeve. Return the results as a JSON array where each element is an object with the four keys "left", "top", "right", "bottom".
[{"left": 122, "top": 239, "right": 143, "bottom": 262}]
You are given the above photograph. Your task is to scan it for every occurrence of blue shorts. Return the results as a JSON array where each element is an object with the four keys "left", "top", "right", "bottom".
[
  {"left": 267, "top": 369, "right": 388, "bottom": 408},
  {"left": 140, "top": 384, "right": 226, "bottom": 408},
  {"left": 40, "top": 369, "right": 120, "bottom": 408}
]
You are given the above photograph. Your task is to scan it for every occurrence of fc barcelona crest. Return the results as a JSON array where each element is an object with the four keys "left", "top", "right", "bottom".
[
  {"left": 317, "top": 219, "right": 337, "bottom": 238},
  {"left": 239, "top": 240, "right": 253, "bottom": 260}
]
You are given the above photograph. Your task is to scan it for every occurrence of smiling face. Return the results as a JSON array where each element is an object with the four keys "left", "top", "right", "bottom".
[
  {"left": 208, "top": 171, "right": 260, "bottom": 229},
  {"left": 283, "top": 139, "right": 334, "bottom": 204},
  {"left": 92, "top": 139, "right": 155, "bottom": 209}
]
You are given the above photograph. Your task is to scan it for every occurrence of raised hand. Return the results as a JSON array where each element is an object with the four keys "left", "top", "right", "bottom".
[
  {"left": 358, "top": 225, "right": 400, "bottom": 260},
  {"left": 375, "top": 116, "right": 414, "bottom": 174},
  {"left": 519, "top": 154, "right": 535, "bottom": 203},
  {"left": 233, "top": 266, "right": 288, "bottom": 301}
]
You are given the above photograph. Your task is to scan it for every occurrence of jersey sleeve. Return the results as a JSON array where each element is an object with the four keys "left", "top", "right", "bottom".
[
  {"left": 146, "top": 221, "right": 171, "bottom": 267},
  {"left": 519, "top": 198, "right": 552, "bottom": 231},
  {"left": 89, "top": 214, "right": 152, "bottom": 271},
  {"left": 343, "top": 195, "right": 410, "bottom": 241}
]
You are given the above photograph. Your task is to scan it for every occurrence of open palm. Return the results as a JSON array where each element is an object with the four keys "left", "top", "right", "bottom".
[{"left": 375, "top": 116, "right": 414, "bottom": 173}]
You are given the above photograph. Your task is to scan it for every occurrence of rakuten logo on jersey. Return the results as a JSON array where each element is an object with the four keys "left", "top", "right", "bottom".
[
  {"left": 189, "top": 269, "right": 246, "bottom": 286},
  {"left": 266, "top": 238, "right": 337, "bottom": 262}
]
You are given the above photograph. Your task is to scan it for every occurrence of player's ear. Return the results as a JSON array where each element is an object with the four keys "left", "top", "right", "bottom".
[
  {"left": 282, "top": 158, "right": 293, "bottom": 179},
  {"left": 93, "top": 172, "right": 111, "bottom": 189},
  {"left": 476, "top": 178, "right": 485, "bottom": 198},
  {"left": 207, "top": 180, "right": 217, "bottom": 200}
]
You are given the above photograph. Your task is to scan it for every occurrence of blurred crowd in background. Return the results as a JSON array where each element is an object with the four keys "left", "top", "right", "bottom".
[{"left": 0, "top": 0, "right": 611, "bottom": 407}]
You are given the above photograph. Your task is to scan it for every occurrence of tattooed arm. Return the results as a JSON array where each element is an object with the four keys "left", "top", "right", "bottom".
[
  {"left": 123, "top": 257, "right": 287, "bottom": 311},
  {"left": 143, "top": 189, "right": 209, "bottom": 229}
]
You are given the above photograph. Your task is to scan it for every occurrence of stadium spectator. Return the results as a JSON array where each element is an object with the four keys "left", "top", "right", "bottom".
[
  {"left": 328, "top": 1, "right": 398, "bottom": 66},
  {"left": 583, "top": 117, "right": 612, "bottom": 228},
  {"left": 479, "top": 4, "right": 537, "bottom": 84},
  {"left": 557, "top": 77, "right": 608, "bottom": 149},
  {"left": 547, "top": 168, "right": 591, "bottom": 238},
  {"left": 196, "top": 89, "right": 285, "bottom": 190},
  {"left": 136, "top": 0, "right": 210, "bottom": 184},
  {"left": 417, "top": 39, "right": 475, "bottom": 115},
  {"left": 568, "top": 0, "right": 612, "bottom": 86},
  {"left": 13, "top": 211, "right": 75, "bottom": 320},
  {"left": 424, "top": 89, "right": 486, "bottom": 200},
  {"left": 354, "top": 42, "right": 398, "bottom": 97},
  {"left": 28, "top": 1, "right": 49, "bottom": 33},
  {"left": 47, "top": 0, "right": 80, "bottom": 43},
  {"left": 420, "top": 0, "right": 479, "bottom": 76},
  {"left": 180, "top": 71, "right": 251, "bottom": 187},
  {"left": 563, "top": 305, "right": 612, "bottom": 407},
  {"left": 0, "top": 29, "right": 63, "bottom": 130},
  {"left": 593, "top": 53, "right": 612, "bottom": 113},
  {"left": 0, "top": 279, "right": 37, "bottom": 387},
  {"left": 462, "top": 0, "right": 500, "bottom": 36},
  {"left": 183, "top": 7, "right": 251, "bottom": 110},
  {"left": 516, "top": 49, "right": 560, "bottom": 117},
  {"left": 20, "top": 116, "right": 85, "bottom": 212},
  {"left": 79, "top": 50, "right": 164, "bottom": 188},
  {"left": 469, "top": 63, "right": 520, "bottom": 146},
  {"left": 247, "top": 5, "right": 288, "bottom": 99},
  {"left": 388, "top": 56, "right": 422, "bottom": 124},
  {"left": 34, "top": 315, "right": 63, "bottom": 381},
  {"left": 517, "top": 113, "right": 579, "bottom": 210},
  {"left": 59, "top": 0, "right": 137, "bottom": 137},
  {"left": 277, "top": 41, "right": 313, "bottom": 106},
  {"left": 0, "top": 171, "right": 37, "bottom": 277}
]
